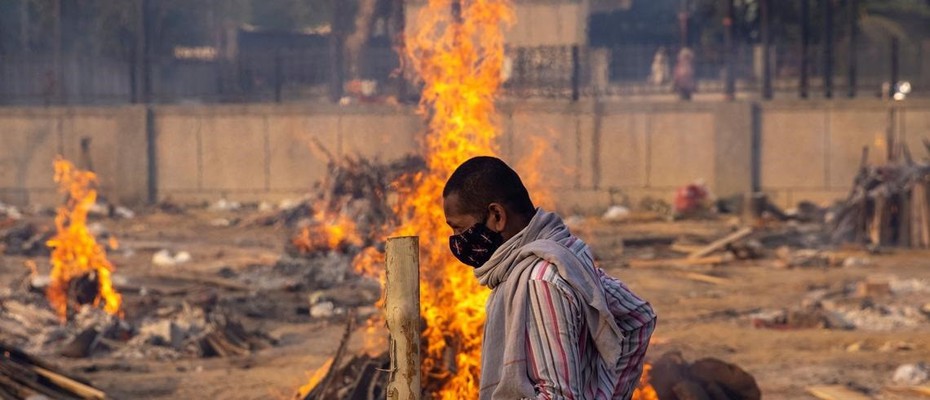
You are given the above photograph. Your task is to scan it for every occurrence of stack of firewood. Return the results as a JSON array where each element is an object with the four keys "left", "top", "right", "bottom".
[
  {"left": 0, "top": 341, "right": 106, "bottom": 399},
  {"left": 831, "top": 144, "right": 930, "bottom": 248}
]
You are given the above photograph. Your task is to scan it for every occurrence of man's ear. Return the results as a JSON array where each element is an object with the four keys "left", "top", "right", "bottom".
[{"left": 487, "top": 203, "right": 507, "bottom": 233}]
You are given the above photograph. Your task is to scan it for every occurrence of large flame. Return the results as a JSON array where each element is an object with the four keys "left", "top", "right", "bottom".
[
  {"left": 392, "top": 0, "right": 513, "bottom": 397},
  {"left": 46, "top": 157, "right": 122, "bottom": 322}
]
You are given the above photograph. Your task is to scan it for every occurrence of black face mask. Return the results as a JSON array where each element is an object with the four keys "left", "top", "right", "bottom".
[{"left": 449, "top": 221, "right": 504, "bottom": 268}]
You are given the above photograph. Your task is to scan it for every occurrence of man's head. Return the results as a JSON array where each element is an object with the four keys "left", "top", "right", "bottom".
[{"left": 443, "top": 157, "right": 535, "bottom": 266}]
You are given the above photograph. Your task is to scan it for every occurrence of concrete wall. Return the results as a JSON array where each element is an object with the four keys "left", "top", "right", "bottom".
[
  {"left": 759, "top": 100, "right": 930, "bottom": 208},
  {"left": 2, "top": 99, "right": 929, "bottom": 215},
  {"left": 0, "top": 106, "right": 147, "bottom": 207}
]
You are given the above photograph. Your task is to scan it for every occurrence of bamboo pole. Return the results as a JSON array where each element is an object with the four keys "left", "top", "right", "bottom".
[{"left": 385, "top": 236, "right": 421, "bottom": 400}]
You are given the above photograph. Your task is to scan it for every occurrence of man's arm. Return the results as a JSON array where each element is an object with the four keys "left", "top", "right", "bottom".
[{"left": 525, "top": 262, "right": 585, "bottom": 400}]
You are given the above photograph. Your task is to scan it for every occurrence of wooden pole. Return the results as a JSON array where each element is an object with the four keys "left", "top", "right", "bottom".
[{"left": 385, "top": 236, "right": 421, "bottom": 400}]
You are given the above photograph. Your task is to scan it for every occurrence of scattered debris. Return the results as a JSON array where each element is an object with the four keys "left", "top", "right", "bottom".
[
  {"left": 152, "top": 250, "right": 192, "bottom": 267},
  {"left": 602, "top": 205, "right": 631, "bottom": 221},
  {"left": 893, "top": 363, "right": 930, "bottom": 386},
  {"left": 674, "top": 181, "right": 713, "bottom": 218}
]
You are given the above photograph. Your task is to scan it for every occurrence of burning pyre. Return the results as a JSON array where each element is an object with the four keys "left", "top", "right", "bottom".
[
  {"left": 294, "top": 0, "right": 662, "bottom": 398},
  {"left": 45, "top": 157, "right": 122, "bottom": 323}
]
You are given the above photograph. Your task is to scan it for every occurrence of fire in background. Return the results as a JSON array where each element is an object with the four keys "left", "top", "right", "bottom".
[{"left": 46, "top": 156, "right": 122, "bottom": 322}]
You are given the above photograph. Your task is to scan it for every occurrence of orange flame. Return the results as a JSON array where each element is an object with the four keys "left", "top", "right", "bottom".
[
  {"left": 632, "top": 363, "right": 659, "bottom": 400},
  {"left": 292, "top": 209, "right": 364, "bottom": 254},
  {"left": 393, "top": 0, "right": 513, "bottom": 397},
  {"left": 46, "top": 157, "right": 122, "bottom": 322},
  {"left": 296, "top": 0, "right": 514, "bottom": 397}
]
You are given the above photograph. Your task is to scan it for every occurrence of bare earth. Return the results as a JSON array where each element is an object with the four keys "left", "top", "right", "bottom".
[{"left": 2, "top": 208, "right": 928, "bottom": 400}]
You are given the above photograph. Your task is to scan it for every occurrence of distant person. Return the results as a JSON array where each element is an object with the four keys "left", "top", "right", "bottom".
[
  {"left": 648, "top": 46, "right": 670, "bottom": 85},
  {"left": 673, "top": 47, "right": 696, "bottom": 100},
  {"left": 443, "top": 156, "right": 656, "bottom": 399}
]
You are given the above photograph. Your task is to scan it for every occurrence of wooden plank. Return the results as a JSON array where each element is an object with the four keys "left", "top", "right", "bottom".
[
  {"left": 807, "top": 385, "right": 872, "bottom": 400},
  {"left": 678, "top": 272, "right": 731, "bottom": 285},
  {"left": 32, "top": 365, "right": 106, "bottom": 399},
  {"left": 884, "top": 385, "right": 930, "bottom": 397},
  {"left": 629, "top": 256, "right": 729, "bottom": 269},
  {"left": 688, "top": 227, "right": 753, "bottom": 259}
]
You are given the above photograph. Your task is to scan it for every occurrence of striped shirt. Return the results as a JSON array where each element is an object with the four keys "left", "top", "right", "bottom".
[{"left": 524, "top": 237, "right": 656, "bottom": 399}]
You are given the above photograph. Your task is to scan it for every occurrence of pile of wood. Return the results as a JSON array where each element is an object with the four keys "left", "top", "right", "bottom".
[
  {"left": 298, "top": 310, "right": 391, "bottom": 400},
  {"left": 831, "top": 145, "right": 930, "bottom": 247},
  {"left": 0, "top": 341, "right": 106, "bottom": 399}
]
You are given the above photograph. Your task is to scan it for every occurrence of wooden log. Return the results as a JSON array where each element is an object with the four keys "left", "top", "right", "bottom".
[
  {"left": 32, "top": 365, "right": 106, "bottom": 399},
  {"left": 678, "top": 272, "right": 731, "bottom": 285},
  {"left": 885, "top": 385, "right": 930, "bottom": 397},
  {"left": 687, "top": 227, "right": 753, "bottom": 259},
  {"left": 870, "top": 193, "right": 888, "bottom": 246},
  {"left": 629, "top": 255, "right": 730, "bottom": 269},
  {"left": 384, "top": 236, "right": 421, "bottom": 400},
  {"left": 806, "top": 385, "right": 872, "bottom": 400}
]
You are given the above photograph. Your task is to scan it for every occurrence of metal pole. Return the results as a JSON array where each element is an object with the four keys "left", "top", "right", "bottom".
[
  {"left": 53, "top": 0, "right": 62, "bottom": 104},
  {"left": 761, "top": 0, "right": 772, "bottom": 99},
  {"left": 890, "top": 37, "right": 900, "bottom": 98},
  {"left": 274, "top": 50, "right": 283, "bottom": 103},
  {"left": 20, "top": 0, "right": 29, "bottom": 52},
  {"left": 724, "top": 0, "right": 736, "bottom": 100},
  {"left": 800, "top": 0, "right": 810, "bottom": 98},
  {"left": 385, "top": 236, "right": 422, "bottom": 400},
  {"left": 847, "top": 0, "right": 858, "bottom": 98},
  {"left": 823, "top": 0, "right": 834, "bottom": 99},
  {"left": 571, "top": 45, "right": 581, "bottom": 101},
  {"left": 679, "top": 0, "right": 690, "bottom": 47}
]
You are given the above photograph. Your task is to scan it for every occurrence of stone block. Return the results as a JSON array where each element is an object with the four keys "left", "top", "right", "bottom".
[
  {"left": 828, "top": 109, "right": 888, "bottom": 188},
  {"left": 156, "top": 114, "right": 202, "bottom": 191},
  {"left": 599, "top": 113, "right": 648, "bottom": 189},
  {"left": 340, "top": 114, "right": 421, "bottom": 161},
  {"left": 267, "top": 115, "right": 339, "bottom": 191},
  {"left": 648, "top": 112, "right": 716, "bottom": 188},
  {"left": 200, "top": 115, "right": 268, "bottom": 191},
  {"left": 761, "top": 110, "right": 826, "bottom": 189}
]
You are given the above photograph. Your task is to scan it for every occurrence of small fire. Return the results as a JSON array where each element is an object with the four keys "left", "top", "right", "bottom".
[
  {"left": 292, "top": 209, "right": 364, "bottom": 254},
  {"left": 632, "top": 363, "right": 659, "bottom": 400},
  {"left": 46, "top": 157, "right": 122, "bottom": 322}
]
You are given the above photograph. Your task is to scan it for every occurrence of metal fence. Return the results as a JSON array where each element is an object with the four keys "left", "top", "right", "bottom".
[{"left": 0, "top": 40, "right": 925, "bottom": 105}]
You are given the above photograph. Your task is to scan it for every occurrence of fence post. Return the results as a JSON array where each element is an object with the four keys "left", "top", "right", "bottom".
[
  {"left": 385, "top": 236, "right": 421, "bottom": 400},
  {"left": 274, "top": 50, "right": 283, "bottom": 103},
  {"left": 571, "top": 45, "right": 581, "bottom": 101}
]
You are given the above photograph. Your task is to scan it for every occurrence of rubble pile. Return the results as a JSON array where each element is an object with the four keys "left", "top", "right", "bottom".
[{"left": 750, "top": 275, "right": 930, "bottom": 331}]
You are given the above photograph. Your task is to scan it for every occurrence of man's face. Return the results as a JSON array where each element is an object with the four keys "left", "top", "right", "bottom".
[{"left": 443, "top": 193, "right": 482, "bottom": 235}]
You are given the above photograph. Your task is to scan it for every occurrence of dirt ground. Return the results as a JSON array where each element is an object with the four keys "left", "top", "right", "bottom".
[{"left": 2, "top": 207, "right": 929, "bottom": 400}]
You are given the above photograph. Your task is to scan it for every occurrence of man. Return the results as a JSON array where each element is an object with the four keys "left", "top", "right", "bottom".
[{"left": 443, "top": 156, "right": 656, "bottom": 400}]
